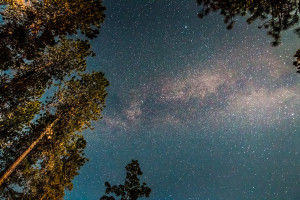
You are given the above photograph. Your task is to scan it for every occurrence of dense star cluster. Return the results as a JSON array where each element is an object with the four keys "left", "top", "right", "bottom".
[
  {"left": 98, "top": 44, "right": 299, "bottom": 132},
  {"left": 64, "top": 0, "right": 300, "bottom": 200}
]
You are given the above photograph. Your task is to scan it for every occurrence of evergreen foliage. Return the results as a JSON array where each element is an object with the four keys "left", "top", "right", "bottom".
[
  {"left": 197, "top": 0, "right": 300, "bottom": 72},
  {"left": 100, "top": 160, "right": 152, "bottom": 200},
  {"left": 0, "top": 0, "right": 108, "bottom": 198}
]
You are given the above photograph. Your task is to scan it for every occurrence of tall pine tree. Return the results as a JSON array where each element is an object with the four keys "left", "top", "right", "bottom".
[{"left": 0, "top": 0, "right": 109, "bottom": 198}]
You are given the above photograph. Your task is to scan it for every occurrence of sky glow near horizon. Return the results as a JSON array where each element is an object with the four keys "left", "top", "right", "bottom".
[{"left": 65, "top": 1, "right": 300, "bottom": 199}]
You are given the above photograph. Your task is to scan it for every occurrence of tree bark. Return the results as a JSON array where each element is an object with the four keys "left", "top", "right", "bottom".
[{"left": 0, "top": 122, "right": 54, "bottom": 187}]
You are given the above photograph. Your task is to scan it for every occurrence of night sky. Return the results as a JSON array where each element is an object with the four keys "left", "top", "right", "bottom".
[{"left": 65, "top": 0, "right": 300, "bottom": 199}]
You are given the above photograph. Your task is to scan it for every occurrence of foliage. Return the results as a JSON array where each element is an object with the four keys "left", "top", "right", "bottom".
[
  {"left": 0, "top": 72, "right": 109, "bottom": 198},
  {"left": 0, "top": 38, "right": 94, "bottom": 120},
  {"left": 294, "top": 49, "right": 300, "bottom": 72},
  {"left": 197, "top": 0, "right": 300, "bottom": 71},
  {"left": 0, "top": 0, "right": 105, "bottom": 67},
  {"left": 1, "top": 71, "right": 109, "bottom": 199},
  {"left": 1, "top": 133, "right": 88, "bottom": 199},
  {"left": 100, "top": 160, "right": 151, "bottom": 200},
  {"left": 0, "top": 0, "right": 108, "bottom": 198}
]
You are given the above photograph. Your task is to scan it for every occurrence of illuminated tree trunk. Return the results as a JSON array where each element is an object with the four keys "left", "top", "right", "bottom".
[{"left": 0, "top": 122, "right": 54, "bottom": 187}]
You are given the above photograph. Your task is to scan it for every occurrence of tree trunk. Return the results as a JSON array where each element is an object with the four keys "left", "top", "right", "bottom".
[
  {"left": 0, "top": 122, "right": 54, "bottom": 187},
  {"left": 40, "top": 193, "right": 47, "bottom": 200}
]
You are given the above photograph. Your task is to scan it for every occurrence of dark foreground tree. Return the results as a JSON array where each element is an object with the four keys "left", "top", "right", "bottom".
[
  {"left": 100, "top": 160, "right": 151, "bottom": 200},
  {"left": 197, "top": 0, "right": 300, "bottom": 72}
]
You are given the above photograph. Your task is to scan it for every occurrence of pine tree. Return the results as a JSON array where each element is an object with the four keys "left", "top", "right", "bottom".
[
  {"left": 0, "top": 0, "right": 108, "bottom": 198},
  {"left": 100, "top": 160, "right": 151, "bottom": 200},
  {"left": 197, "top": 0, "right": 300, "bottom": 70}
]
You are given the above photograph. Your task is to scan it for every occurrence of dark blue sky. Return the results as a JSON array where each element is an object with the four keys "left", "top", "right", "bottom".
[{"left": 65, "top": 0, "right": 300, "bottom": 199}]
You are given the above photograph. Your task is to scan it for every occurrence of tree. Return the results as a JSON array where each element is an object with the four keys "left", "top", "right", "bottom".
[
  {"left": 0, "top": 0, "right": 105, "bottom": 67},
  {"left": 1, "top": 132, "right": 88, "bottom": 199},
  {"left": 0, "top": 38, "right": 94, "bottom": 123},
  {"left": 0, "top": 0, "right": 109, "bottom": 198},
  {"left": 197, "top": 0, "right": 300, "bottom": 72},
  {"left": 0, "top": 38, "right": 98, "bottom": 192},
  {"left": 0, "top": 72, "right": 109, "bottom": 198},
  {"left": 100, "top": 160, "right": 151, "bottom": 200},
  {"left": 0, "top": 72, "right": 108, "bottom": 199},
  {"left": 0, "top": 0, "right": 106, "bottom": 133}
]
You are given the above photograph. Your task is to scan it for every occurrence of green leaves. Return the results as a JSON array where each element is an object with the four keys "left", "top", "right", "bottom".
[
  {"left": 0, "top": 0, "right": 108, "bottom": 198},
  {"left": 53, "top": 72, "right": 109, "bottom": 134},
  {"left": 16, "top": 133, "right": 89, "bottom": 199}
]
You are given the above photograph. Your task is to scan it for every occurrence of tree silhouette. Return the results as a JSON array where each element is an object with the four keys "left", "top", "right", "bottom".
[
  {"left": 100, "top": 160, "right": 151, "bottom": 200},
  {"left": 197, "top": 0, "right": 300, "bottom": 72}
]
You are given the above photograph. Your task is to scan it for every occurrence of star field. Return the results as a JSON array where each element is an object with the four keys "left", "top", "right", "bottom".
[{"left": 65, "top": 0, "right": 300, "bottom": 200}]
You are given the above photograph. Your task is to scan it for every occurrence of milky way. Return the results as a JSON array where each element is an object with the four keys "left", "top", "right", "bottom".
[{"left": 65, "top": 1, "right": 300, "bottom": 200}]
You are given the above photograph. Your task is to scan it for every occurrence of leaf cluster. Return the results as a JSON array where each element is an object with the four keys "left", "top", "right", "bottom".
[
  {"left": 0, "top": 0, "right": 109, "bottom": 199},
  {"left": 100, "top": 160, "right": 151, "bottom": 200},
  {"left": 197, "top": 0, "right": 300, "bottom": 70}
]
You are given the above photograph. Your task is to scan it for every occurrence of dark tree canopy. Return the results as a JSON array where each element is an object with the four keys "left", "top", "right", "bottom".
[
  {"left": 100, "top": 160, "right": 151, "bottom": 200},
  {"left": 1, "top": 133, "right": 88, "bottom": 199},
  {"left": 0, "top": 0, "right": 108, "bottom": 198},
  {"left": 0, "top": 0, "right": 105, "bottom": 67},
  {"left": 197, "top": 0, "right": 300, "bottom": 72}
]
